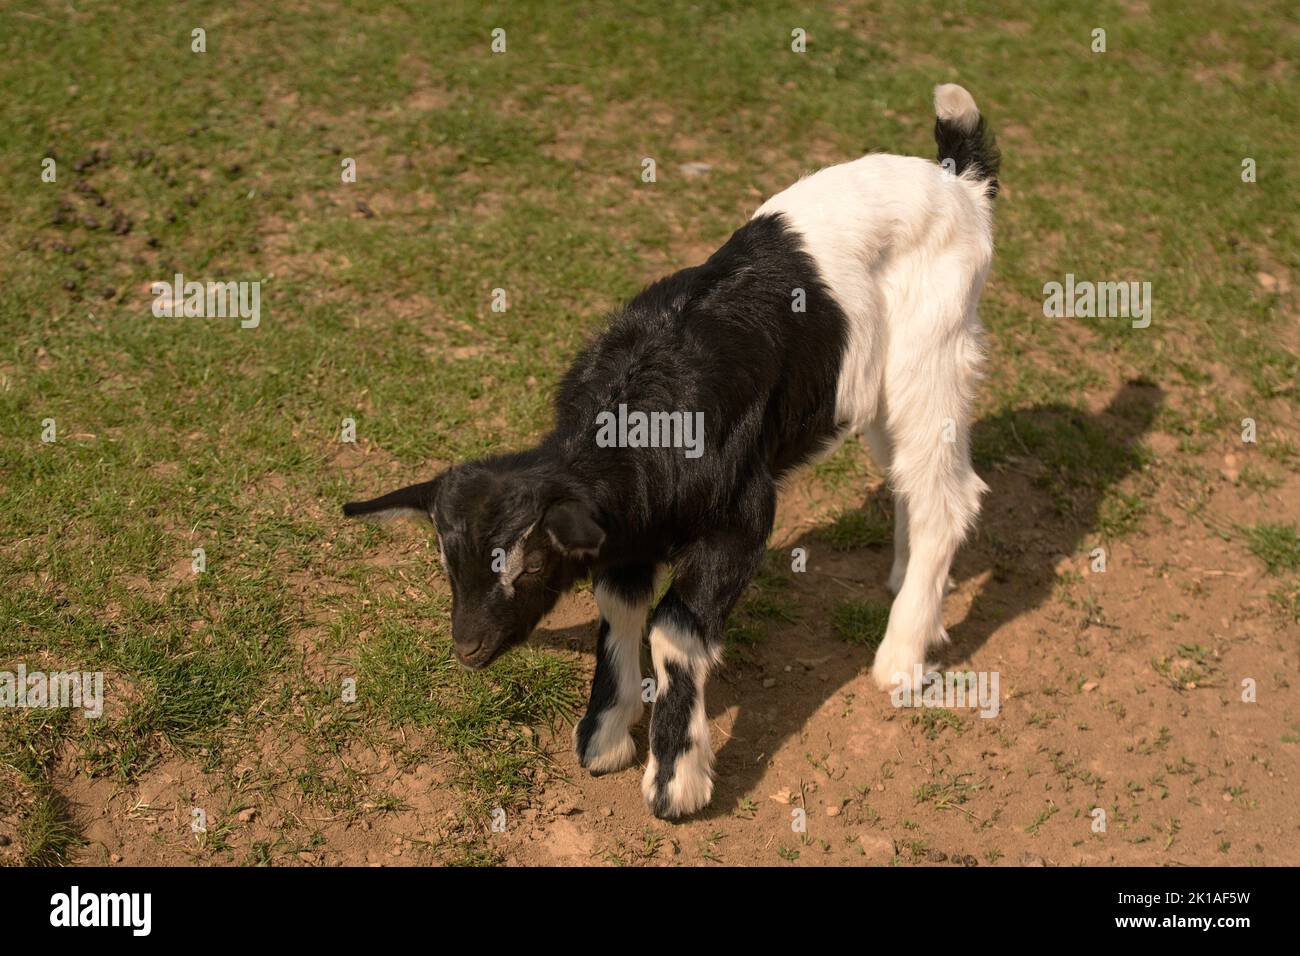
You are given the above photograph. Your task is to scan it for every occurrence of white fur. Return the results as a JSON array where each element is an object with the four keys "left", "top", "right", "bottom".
[
  {"left": 497, "top": 522, "right": 535, "bottom": 597},
  {"left": 576, "top": 581, "right": 650, "bottom": 773},
  {"left": 934, "top": 82, "right": 980, "bottom": 131},
  {"left": 754, "top": 86, "right": 994, "bottom": 692}
]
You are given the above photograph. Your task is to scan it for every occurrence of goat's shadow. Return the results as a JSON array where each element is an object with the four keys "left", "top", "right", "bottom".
[{"left": 535, "top": 380, "right": 1163, "bottom": 820}]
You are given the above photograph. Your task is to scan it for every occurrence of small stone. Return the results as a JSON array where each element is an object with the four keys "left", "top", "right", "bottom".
[
  {"left": 110, "top": 853, "right": 122, "bottom": 863},
  {"left": 825, "top": 804, "right": 841, "bottom": 817},
  {"left": 298, "top": 851, "right": 316, "bottom": 863},
  {"left": 599, "top": 806, "right": 613, "bottom": 818},
  {"left": 101, "top": 287, "right": 116, "bottom": 299},
  {"left": 762, "top": 678, "right": 777, "bottom": 689},
  {"left": 0, "top": 835, "right": 11, "bottom": 847},
  {"left": 1019, "top": 852, "right": 1046, "bottom": 866},
  {"left": 857, "top": 833, "right": 896, "bottom": 860},
  {"left": 355, "top": 200, "right": 375, "bottom": 218},
  {"left": 680, "top": 161, "right": 713, "bottom": 180},
  {"left": 1082, "top": 681, "right": 1098, "bottom": 693},
  {"left": 237, "top": 808, "right": 256, "bottom": 824},
  {"left": 926, "top": 849, "right": 948, "bottom": 863}
]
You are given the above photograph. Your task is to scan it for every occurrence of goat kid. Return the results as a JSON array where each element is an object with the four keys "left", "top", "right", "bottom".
[{"left": 344, "top": 84, "right": 1001, "bottom": 819}]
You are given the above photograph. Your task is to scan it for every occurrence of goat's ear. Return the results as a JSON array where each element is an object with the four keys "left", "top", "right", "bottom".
[
  {"left": 541, "top": 499, "right": 605, "bottom": 559},
  {"left": 343, "top": 477, "right": 439, "bottom": 524}
]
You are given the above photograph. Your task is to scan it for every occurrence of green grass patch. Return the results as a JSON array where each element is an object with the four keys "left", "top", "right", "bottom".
[
  {"left": 832, "top": 599, "right": 890, "bottom": 647},
  {"left": 1242, "top": 523, "right": 1300, "bottom": 573}
]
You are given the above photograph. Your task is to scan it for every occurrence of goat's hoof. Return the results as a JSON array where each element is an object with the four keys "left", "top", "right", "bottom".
[
  {"left": 871, "top": 643, "right": 934, "bottom": 692},
  {"left": 641, "top": 751, "right": 714, "bottom": 819},
  {"left": 575, "top": 718, "right": 637, "bottom": 776}
]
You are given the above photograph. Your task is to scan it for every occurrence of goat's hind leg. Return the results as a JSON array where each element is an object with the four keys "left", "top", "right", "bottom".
[
  {"left": 870, "top": 332, "right": 986, "bottom": 691},
  {"left": 863, "top": 423, "right": 910, "bottom": 596}
]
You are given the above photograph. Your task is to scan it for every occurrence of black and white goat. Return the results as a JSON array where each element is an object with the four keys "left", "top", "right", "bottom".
[{"left": 345, "top": 84, "right": 1000, "bottom": 819}]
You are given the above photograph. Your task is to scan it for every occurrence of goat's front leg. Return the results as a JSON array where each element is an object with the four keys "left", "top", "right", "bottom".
[
  {"left": 642, "top": 521, "right": 770, "bottom": 819},
  {"left": 575, "top": 564, "right": 656, "bottom": 774}
]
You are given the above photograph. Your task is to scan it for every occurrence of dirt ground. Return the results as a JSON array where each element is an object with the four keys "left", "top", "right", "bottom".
[
  {"left": 50, "top": 380, "right": 1300, "bottom": 867},
  {"left": 5, "top": 1, "right": 1294, "bottom": 870}
]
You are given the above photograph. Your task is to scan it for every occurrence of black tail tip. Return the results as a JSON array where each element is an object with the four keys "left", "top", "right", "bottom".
[{"left": 342, "top": 501, "right": 365, "bottom": 517}]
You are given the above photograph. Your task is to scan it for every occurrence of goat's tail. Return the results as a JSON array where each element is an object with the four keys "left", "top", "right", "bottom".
[{"left": 932, "top": 83, "right": 1000, "bottom": 198}]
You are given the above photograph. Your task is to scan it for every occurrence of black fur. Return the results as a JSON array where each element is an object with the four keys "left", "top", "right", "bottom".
[
  {"left": 345, "top": 212, "right": 847, "bottom": 665},
  {"left": 934, "top": 113, "right": 1001, "bottom": 197},
  {"left": 648, "top": 657, "right": 696, "bottom": 816},
  {"left": 345, "top": 86, "right": 1000, "bottom": 819},
  {"left": 574, "top": 617, "right": 617, "bottom": 765},
  {"left": 345, "top": 211, "right": 850, "bottom": 816},
  {"left": 341, "top": 478, "right": 438, "bottom": 518}
]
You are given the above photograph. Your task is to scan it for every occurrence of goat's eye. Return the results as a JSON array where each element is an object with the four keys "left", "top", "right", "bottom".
[{"left": 524, "top": 554, "right": 545, "bottom": 575}]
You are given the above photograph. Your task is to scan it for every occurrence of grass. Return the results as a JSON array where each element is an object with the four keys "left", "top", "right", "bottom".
[
  {"left": 822, "top": 506, "right": 891, "bottom": 551},
  {"left": 832, "top": 599, "right": 891, "bottom": 647},
  {"left": 1, "top": 0, "right": 1297, "bottom": 863},
  {"left": 1242, "top": 523, "right": 1300, "bottom": 573}
]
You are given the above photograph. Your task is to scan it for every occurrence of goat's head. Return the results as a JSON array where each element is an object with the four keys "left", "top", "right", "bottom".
[{"left": 343, "top": 460, "right": 605, "bottom": 668}]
